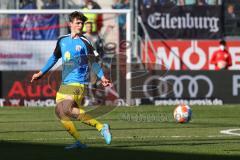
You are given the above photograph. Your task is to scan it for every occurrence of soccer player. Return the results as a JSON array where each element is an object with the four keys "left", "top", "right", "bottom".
[
  {"left": 210, "top": 40, "right": 232, "bottom": 70},
  {"left": 31, "top": 11, "right": 112, "bottom": 149}
]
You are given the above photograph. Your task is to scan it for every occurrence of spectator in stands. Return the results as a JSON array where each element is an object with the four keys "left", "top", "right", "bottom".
[
  {"left": 0, "top": 0, "right": 11, "bottom": 39},
  {"left": 42, "top": 0, "right": 59, "bottom": 9},
  {"left": 177, "top": 0, "right": 217, "bottom": 6},
  {"left": 20, "top": 0, "right": 37, "bottom": 9},
  {"left": 210, "top": 40, "right": 232, "bottom": 70},
  {"left": 196, "top": 0, "right": 207, "bottom": 5},
  {"left": 123, "top": 0, "right": 130, "bottom": 10},
  {"left": 155, "top": 0, "right": 175, "bottom": 7},
  {"left": 177, "top": 0, "right": 185, "bottom": 6},
  {"left": 112, "top": 0, "right": 129, "bottom": 43},
  {"left": 155, "top": 0, "right": 167, "bottom": 6},
  {"left": 66, "top": 0, "right": 84, "bottom": 9},
  {"left": 225, "top": 4, "right": 238, "bottom": 35},
  {"left": 205, "top": 0, "right": 218, "bottom": 5},
  {"left": 82, "top": 0, "right": 103, "bottom": 33},
  {"left": 139, "top": 0, "right": 154, "bottom": 29},
  {"left": 226, "top": 4, "right": 237, "bottom": 20},
  {"left": 112, "top": 0, "right": 123, "bottom": 9},
  {"left": 41, "top": 0, "right": 60, "bottom": 40},
  {"left": 184, "top": 0, "right": 196, "bottom": 5},
  {"left": 84, "top": 0, "right": 101, "bottom": 9},
  {"left": 12, "top": 0, "right": 42, "bottom": 40},
  {"left": 140, "top": 0, "right": 154, "bottom": 9}
]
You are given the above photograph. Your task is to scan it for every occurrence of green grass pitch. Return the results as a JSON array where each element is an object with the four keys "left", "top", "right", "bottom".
[{"left": 0, "top": 105, "right": 240, "bottom": 160}]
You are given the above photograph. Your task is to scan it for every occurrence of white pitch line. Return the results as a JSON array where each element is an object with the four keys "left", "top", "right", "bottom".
[
  {"left": 220, "top": 128, "right": 240, "bottom": 136},
  {"left": 2, "top": 134, "right": 237, "bottom": 142}
]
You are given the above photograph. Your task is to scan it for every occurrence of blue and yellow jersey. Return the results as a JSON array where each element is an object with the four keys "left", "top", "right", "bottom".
[{"left": 40, "top": 34, "right": 104, "bottom": 84}]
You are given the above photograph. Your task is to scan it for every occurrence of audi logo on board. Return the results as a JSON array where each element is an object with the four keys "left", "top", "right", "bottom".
[{"left": 143, "top": 75, "right": 214, "bottom": 99}]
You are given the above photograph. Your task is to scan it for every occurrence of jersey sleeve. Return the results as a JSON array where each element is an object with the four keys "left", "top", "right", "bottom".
[
  {"left": 81, "top": 35, "right": 100, "bottom": 56},
  {"left": 40, "top": 38, "right": 62, "bottom": 74},
  {"left": 53, "top": 38, "right": 62, "bottom": 59},
  {"left": 91, "top": 62, "right": 104, "bottom": 79}
]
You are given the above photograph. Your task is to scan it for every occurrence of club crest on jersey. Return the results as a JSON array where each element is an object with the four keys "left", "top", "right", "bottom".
[
  {"left": 75, "top": 45, "right": 82, "bottom": 51},
  {"left": 64, "top": 51, "right": 71, "bottom": 61}
]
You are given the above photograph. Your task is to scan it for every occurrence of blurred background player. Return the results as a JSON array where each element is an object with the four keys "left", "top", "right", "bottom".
[
  {"left": 82, "top": 0, "right": 103, "bottom": 33},
  {"left": 210, "top": 40, "right": 232, "bottom": 70},
  {"left": 83, "top": 21, "right": 105, "bottom": 106},
  {"left": 31, "top": 11, "right": 112, "bottom": 149},
  {"left": 84, "top": 21, "right": 104, "bottom": 58}
]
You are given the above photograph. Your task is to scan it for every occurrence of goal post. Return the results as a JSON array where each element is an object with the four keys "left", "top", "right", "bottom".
[{"left": 0, "top": 9, "right": 133, "bottom": 106}]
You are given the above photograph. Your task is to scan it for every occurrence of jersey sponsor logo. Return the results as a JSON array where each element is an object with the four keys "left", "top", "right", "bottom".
[
  {"left": 75, "top": 45, "right": 82, "bottom": 51},
  {"left": 64, "top": 51, "right": 71, "bottom": 61}
]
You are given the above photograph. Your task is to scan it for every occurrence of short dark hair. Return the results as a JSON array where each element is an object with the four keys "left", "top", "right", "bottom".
[
  {"left": 220, "top": 40, "right": 226, "bottom": 46},
  {"left": 85, "top": 21, "right": 93, "bottom": 25},
  {"left": 69, "top": 11, "right": 88, "bottom": 22}
]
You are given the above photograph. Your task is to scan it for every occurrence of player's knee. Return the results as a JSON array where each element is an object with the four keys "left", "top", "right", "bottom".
[{"left": 56, "top": 99, "right": 79, "bottom": 120}]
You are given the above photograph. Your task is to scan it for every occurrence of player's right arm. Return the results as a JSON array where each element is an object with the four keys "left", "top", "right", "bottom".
[{"left": 31, "top": 38, "right": 62, "bottom": 83}]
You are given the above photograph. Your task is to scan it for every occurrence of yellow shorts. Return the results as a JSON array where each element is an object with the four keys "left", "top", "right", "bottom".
[{"left": 56, "top": 83, "right": 86, "bottom": 107}]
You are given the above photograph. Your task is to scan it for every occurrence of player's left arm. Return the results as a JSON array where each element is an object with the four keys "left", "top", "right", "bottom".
[
  {"left": 88, "top": 49, "right": 111, "bottom": 87},
  {"left": 91, "top": 61, "right": 111, "bottom": 87},
  {"left": 227, "top": 51, "right": 232, "bottom": 68}
]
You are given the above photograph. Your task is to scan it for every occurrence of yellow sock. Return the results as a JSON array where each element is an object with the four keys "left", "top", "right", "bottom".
[
  {"left": 79, "top": 109, "right": 103, "bottom": 131},
  {"left": 83, "top": 117, "right": 103, "bottom": 131},
  {"left": 60, "top": 120, "right": 80, "bottom": 140}
]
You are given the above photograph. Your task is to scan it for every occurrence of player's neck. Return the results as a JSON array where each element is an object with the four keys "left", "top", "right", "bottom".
[
  {"left": 71, "top": 32, "right": 82, "bottom": 39},
  {"left": 85, "top": 32, "right": 92, "bottom": 36}
]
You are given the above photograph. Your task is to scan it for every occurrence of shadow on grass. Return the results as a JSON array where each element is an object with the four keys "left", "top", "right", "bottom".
[{"left": 0, "top": 141, "right": 239, "bottom": 160}]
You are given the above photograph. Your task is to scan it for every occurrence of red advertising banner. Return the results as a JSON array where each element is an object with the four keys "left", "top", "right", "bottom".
[
  {"left": 141, "top": 40, "right": 240, "bottom": 70},
  {"left": 0, "top": 71, "right": 120, "bottom": 107},
  {"left": 0, "top": 71, "right": 58, "bottom": 107}
]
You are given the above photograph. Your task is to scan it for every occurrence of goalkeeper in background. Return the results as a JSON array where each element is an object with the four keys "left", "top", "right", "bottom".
[{"left": 31, "top": 11, "right": 112, "bottom": 149}]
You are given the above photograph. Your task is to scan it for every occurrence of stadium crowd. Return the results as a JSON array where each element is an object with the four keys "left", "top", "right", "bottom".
[{"left": 0, "top": 0, "right": 240, "bottom": 39}]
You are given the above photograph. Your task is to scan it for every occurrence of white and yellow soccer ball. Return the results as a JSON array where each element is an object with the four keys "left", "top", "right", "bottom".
[{"left": 173, "top": 104, "right": 192, "bottom": 123}]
